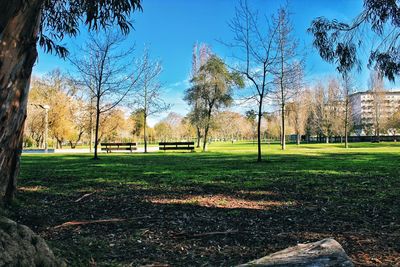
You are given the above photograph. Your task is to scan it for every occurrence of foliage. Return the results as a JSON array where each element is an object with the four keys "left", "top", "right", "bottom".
[
  {"left": 15, "top": 0, "right": 143, "bottom": 57},
  {"left": 186, "top": 55, "right": 244, "bottom": 151},
  {"left": 308, "top": 0, "right": 400, "bottom": 80}
]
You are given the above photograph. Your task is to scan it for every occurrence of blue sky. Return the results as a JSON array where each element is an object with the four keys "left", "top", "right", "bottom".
[{"left": 33, "top": 0, "right": 390, "bottom": 125}]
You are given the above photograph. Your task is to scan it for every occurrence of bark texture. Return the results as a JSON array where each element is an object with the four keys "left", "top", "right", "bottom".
[
  {"left": 0, "top": 216, "right": 65, "bottom": 266},
  {"left": 0, "top": 0, "right": 42, "bottom": 203},
  {"left": 237, "top": 238, "right": 353, "bottom": 267}
]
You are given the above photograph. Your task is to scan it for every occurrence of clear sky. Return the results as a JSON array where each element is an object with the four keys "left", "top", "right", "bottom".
[{"left": 32, "top": 0, "right": 392, "bottom": 125}]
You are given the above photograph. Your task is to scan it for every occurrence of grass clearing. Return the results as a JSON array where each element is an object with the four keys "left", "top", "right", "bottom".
[{"left": 7, "top": 142, "right": 400, "bottom": 266}]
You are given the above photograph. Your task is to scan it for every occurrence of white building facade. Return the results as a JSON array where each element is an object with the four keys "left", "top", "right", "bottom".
[{"left": 350, "top": 90, "right": 400, "bottom": 135}]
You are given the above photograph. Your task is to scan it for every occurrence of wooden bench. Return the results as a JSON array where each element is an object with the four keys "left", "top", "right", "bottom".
[
  {"left": 101, "top": 142, "right": 137, "bottom": 153},
  {"left": 159, "top": 142, "right": 195, "bottom": 151}
]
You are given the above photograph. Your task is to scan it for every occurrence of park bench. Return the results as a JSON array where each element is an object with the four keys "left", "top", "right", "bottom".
[
  {"left": 159, "top": 142, "right": 195, "bottom": 151},
  {"left": 101, "top": 142, "right": 137, "bottom": 153}
]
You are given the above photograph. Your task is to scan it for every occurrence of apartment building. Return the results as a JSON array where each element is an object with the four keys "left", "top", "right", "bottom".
[{"left": 350, "top": 90, "right": 400, "bottom": 133}]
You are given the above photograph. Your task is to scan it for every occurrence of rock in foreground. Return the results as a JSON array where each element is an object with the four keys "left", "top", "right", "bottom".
[
  {"left": 0, "top": 216, "right": 65, "bottom": 267},
  {"left": 238, "top": 238, "right": 353, "bottom": 267}
]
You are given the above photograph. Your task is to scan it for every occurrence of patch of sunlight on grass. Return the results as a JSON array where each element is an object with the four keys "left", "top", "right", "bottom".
[
  {"left": 147, "top": 194, "right": 296, "bottom": 210},
  {"left": 18, "top": 185, "right": 48, "bottom": 192}
]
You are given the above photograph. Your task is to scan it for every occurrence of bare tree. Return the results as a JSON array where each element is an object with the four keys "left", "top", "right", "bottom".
[
  {"left": 287, "top": 87, "right": 310, "bottom": 145},
  {"left": 368, "top": 70, "right": 386, "bottom": 142},
  {"left": 225, "top": 0, "right": 279, "bottom": 162},
  {"left": 132, "top": 49, "right": 170, "bottom": 152},
  {"left": 341, "top": 72, "right": 354, "bottom": 148},
  {"left": 272, "top": 7, "right": 303, "bottom": 150},
  {"left": 71, "top": 32, "right": 142, "bottom": 159},
  {"left": 313, "top": 82, "right": 332, "bottom": 143}
]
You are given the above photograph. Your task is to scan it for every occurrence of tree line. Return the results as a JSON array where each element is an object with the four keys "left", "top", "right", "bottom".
[{"left": 2, "top": 0, "right": 400, "bottom": 203}]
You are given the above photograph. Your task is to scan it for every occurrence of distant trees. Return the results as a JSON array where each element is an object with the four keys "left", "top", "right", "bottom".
[
  {"left": 312, "top": 83, "right": 331, "bottom": 143},
  {"left": 287, "top": 88, "right": 310, "bottom": 145},
  {"left": 213, "top": 111, "right": 252, "bottom": 141},
  {"left": 185, "top": 55, "right": 244, "bottom": 151},
  {"left": 27, "top": 71, "right": 82, "bottom": 149},
  {"left": 387, "top": 111, "right": 400, "bottom": 141},
  {"left": 98, "top": 109, "right": 129, "bottom": 142}
]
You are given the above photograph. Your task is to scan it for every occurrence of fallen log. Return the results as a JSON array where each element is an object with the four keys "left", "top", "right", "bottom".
[{"left": 237, "top": 238, "right": 353, "bottom": 267}]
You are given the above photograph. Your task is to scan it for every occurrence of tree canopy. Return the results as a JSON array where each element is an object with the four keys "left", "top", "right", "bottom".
[
  {"left": 0, "top": 0, "right": 142, "bottom": 58},
  {"left": 308, "top": 0, "right": 400, "bottom": 80}
]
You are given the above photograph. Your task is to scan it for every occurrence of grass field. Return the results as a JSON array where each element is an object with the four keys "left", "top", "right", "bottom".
[{"left": 7, "top": 142, "right": 400, "bottom": 266}]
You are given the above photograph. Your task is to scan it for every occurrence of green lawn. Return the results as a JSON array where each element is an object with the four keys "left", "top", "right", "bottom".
[{"left": 8, "top": 142, "right": 400, "bottom": 266}]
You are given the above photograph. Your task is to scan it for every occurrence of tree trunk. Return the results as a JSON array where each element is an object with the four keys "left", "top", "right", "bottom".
[
  {"left": 281, "top": 104, "right": 286, "bottom": 150},
  {"left": 202, "top": 109, "right": 213, "bottom": 152},
  {"left": 0, "top": 0, "right": 43, "bottom": 204},
  {"left": 94, "top": 106, "right": 100, "bottom": 160},
  {"left": 196, "top": 126, "right": 201, "bottom": 148},
  {"left": 57, "top": 140, "right": 62, "bottom": 149},
  {"left": 89, "top": 101, "right": 94, "bottom": 153},
  {"left": 257, "top": 101, "right": 263, "bottom": 162},
  {"left": 296, "top": 133, "right": 301, "bottom": 145},
  {"left": 202, "top": 125, "right": 209, "bottom": 152},
  {"left": 144, "top": 114, "right": 147, "bottom": 153}
]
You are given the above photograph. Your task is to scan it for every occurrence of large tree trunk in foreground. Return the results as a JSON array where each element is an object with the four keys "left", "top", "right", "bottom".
[{"left": 0, "top": 1, "right": 43, "bottom": 204}]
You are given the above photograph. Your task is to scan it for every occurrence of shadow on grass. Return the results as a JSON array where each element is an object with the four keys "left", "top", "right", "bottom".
[{"left": 10, "top": 149, "right": 400, "bottom": 266}]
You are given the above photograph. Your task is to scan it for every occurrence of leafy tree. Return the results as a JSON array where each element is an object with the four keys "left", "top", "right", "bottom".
[
  {"left": 387, "top": 111, "right": 400, "bottom": 141},
  {"left": 0, "top": 0, "right": 142, "bottom": 203},
  {"left": 130, "top": 109, "right": 145, "bottom": 140},
  {"left": 185, "top": 43, "right": 212, "bottom": 148},
  {"left": 28, "top": 71, "right": 77, "bottom": 149},
  {"left": 99, "top": 109, "right": 128, "bottom": 142},
  {"left": 186, "top": 55, "right": 244, "bottom": 151},
  {"left": 308, "top": 0, "right": 400, "bottom": 80},
  {"left": 245, "top": 110, "right": 258, "bottom": 141},
  {"left": 154, "top": 122, "right": 172, "bottom": 142}
]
